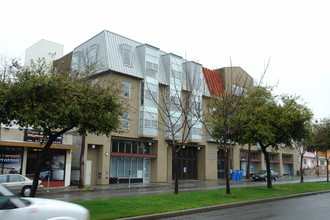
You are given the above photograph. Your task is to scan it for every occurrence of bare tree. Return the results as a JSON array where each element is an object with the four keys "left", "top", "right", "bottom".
[
  {"left": 0, "top": 54, "right": 21, "bottom": 82},
  {"left": 147, "top": 60, "right": 204, "bottom": 194},
  {"left": 200, "top": 67, "right": 253, "bottom": 194}
]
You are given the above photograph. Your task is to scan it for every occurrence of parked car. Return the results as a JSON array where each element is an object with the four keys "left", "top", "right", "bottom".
[
  {"left": 0, "top": 184, "right": 89, "bottom": 220},
  {"left": 252, "top": 170, "right": 279, "bottom": 181},
  {"left": 0, "top": 174, "right": 43, "bottom": 197}
]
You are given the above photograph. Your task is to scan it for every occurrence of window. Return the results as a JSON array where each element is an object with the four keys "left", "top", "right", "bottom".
[
  {"left": 145, "top": 52, "right": 158, "bottom": 78},
  {"left": 111, "top": 140, "right": 152, "bottom": 155},
  {"left": 145, "top": 119, "right": 157, "bottom": 128},
  {"left": 312, "top": 159, "right": 314, "bottom": 164},
  {"left": 145, "top": 90, "right": 157, "bottom": 101},
  {"left": 192, "top": 127, "right": 202, "bottom": 135},
  {"left": 90, "top": 44, "right": 99, "bottom": 64},
  {"left": 146, "top": 61, "right": 158, "bottom": 71},
  {"left": 320, "top": 160, "right": 325, "bottom": 165},
  {"left": 121, "top": 44, "right": 132, "bottom": 66},
  {"left": 170, "top": 96, "right": 180, "bottom": 105},
  {"left": 304, "top": 159, "right": 307, "bottom": 164},
  {"left": 125, "top": 142, "right": 132, "bottom": 153},
  {"left": 122, "top": 82, "right": 131, "bottom": 98},
  {"left": 9, "top": 175, "right": 20, "bottom": 182},
  {"left": 251, "top": 153, "right": 257, "bottom": 160},
  {"left": 269, "top": 154, "right": 276, "bottom": 161},
  {"left": 283, "top": 156, "right": 291, "bottom": 162},
  {"left": 171, "top": 69, "right": 182, "bottom": 79},
  {"left": 121, "top": 112, "right": 130, "bottom": 129},
  {"left": 232, "top": 84, "right": 247, "bottom": 96},
  {"left": 112, "top": 140, "right": 119, "bottom": 152},
  {"left": 140, "top": 81, "right": 144, "bottom": 105}
]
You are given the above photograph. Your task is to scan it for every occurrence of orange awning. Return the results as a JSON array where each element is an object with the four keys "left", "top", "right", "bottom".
[{"left": 0, "top": 140, "right": 78, "bottom": 150}]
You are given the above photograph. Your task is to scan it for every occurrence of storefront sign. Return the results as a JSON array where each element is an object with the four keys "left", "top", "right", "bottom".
[{"left": 24, "top": 130, "right": 63, "bottom": 144}]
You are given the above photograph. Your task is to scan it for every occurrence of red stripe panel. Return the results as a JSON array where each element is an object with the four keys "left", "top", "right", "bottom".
[
  {"left": 110, "top": 152, "right": 157, "bottom": 158},
  {"left": 202, "top": 67, "right": 224, "bottom": 96}
]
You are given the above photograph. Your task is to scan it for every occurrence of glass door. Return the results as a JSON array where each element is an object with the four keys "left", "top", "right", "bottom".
[{"left": 143, "top": 158, "right": 150, "bottom": 183}]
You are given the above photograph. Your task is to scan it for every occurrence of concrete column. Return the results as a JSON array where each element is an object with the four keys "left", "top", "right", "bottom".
[
  {"left": 279, "top": 153, "right": 283, "bottom": 176},
  {"left": 65, "top": 150, "right": 72, "bottom": 186},
  {"left": 260, "top": 152, "right": 265, "bottom": 170},
  {"left": 21, "top": 147, "right": 28, "bottom": 176}
]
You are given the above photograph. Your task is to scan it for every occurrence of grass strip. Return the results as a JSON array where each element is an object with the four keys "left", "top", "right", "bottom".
[{"left": 73, "top": 181, "right": 330, "bottom": 220}]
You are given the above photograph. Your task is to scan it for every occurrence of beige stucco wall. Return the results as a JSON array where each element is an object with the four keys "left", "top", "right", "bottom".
[
  {"left": 1, "top": 127, "right": 24, "bottom": 141},
  {"left": 85, "top": 133, "right": 110, "bottom": 185},
  {"left": 215, "top": 67, "right": 254, "bottom": 91}
]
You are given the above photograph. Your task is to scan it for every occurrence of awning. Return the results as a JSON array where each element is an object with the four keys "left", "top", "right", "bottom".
[{"left": 0, "top": 140, "right": 78, "bottom": 150}]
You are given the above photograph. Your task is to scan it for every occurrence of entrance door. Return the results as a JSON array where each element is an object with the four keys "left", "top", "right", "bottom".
[
  {"left": 173, "top": 147, "right": 197, "bottom": 180},
  {"left": 143, "top": 158, "right": 150, "bottom": 183},
  {"left": 85, "top": 160, "right": 92, "bottom": 186},
  {"left": 217, "top": 149, "right": 225, "bottom": 179}
]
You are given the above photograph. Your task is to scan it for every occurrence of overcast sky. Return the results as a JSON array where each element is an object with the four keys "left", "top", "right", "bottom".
[{"left": 1, "top": 0, "right": 329, "bottom": 120}]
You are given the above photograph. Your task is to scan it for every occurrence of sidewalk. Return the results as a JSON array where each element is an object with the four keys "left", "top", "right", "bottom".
[{"left": 39, "top": 174, "right": 327, "bottom": 195}]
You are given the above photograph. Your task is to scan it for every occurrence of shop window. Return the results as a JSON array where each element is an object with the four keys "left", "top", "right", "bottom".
[
  {"left": 112, "top": 140, "right": 119, "bottom": 152},
  {"left": 125, "top": 142, "right": 132, "bottom": 154},
  {"left": 124, "top": 157, "right": 131, "bottom": 177},
  {"left": 138, "top": 143, "right": 144, "bottom": 154},
  {"left": 0, "top": 146, "right": 23, "bottom": 174},
  {"left": 145, "top": 144, "right": 151, "bottom": 154},
  {"left": 132, "top": 143, "right": 138, "bottom": 154},
  {"left": 119, "top": 141, "right": 125, "bottom": 153},
  {"left": 26, "top": 149, "right": 66, "bottom": 181},
  {"left": 110, "top": 157, "right": 118, "bottom": 177},
  {"left": 131, "top": 157, "right": 137, "bottom": 177},
  {"left": 118, "top": 157, "right": 124, "bottom": 177},
  {"left": 269, "top": 154, "right": 276, "bottom": 161}
]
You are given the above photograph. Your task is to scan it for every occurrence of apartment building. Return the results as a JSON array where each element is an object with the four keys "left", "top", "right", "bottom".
[{"left": 53, "top": 30, "right": 298, "bottom": 185}]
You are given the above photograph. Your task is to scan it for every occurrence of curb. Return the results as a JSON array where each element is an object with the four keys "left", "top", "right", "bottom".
[{"left": 119, "top": 190, "right": 330, "bottom": 220}]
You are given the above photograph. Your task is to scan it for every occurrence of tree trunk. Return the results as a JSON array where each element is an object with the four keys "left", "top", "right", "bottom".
[
  {"left": 260, "top": 143, "right": 272, "bottom": 189},
  {"left": 30, "top": 128, "right": 73, "bottom": 197},
  {"left": 78, "top": 134, "right": 86, "bottom": 188},
  {"left": 300, "top": 153, "right": 304, "bottom": 183},
  {"left": 246, "top": 143, "right": 251, "bottom": 179},
  {"left": 173, "top": 141, "right": 179, "bottom": 194},
  {"left": 30, "top": 136, "right": 57, "bottom": 197},
  {"left": 327, "top": 153, "right": 329, "bottom": 182},
  {"left": 225, "top": 148, "right": 231, "bottom": 194},
  {"left": 316, "top": 152, "right": 319, "bottom": 177}
]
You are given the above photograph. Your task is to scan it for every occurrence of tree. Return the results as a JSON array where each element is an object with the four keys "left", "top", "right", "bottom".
[
  {"left": 147, "top": 60, "right": 203, "bottom": 194},
  {"left": 204, "top": 69, "right": 252, "bottom": 194},
  {"left": 292, "top": 125, "right": 313, "bottom": 183},
  {"left": 1, "top": 59, "right": 125, "bottom": 196},
  {"left": 239, "top": 87, "right": 313, "bottom": 188},
  {"left": 310, "top": 118, "right": 330, "bottom": 181},
  {"left": 70, "top": 49, "right": 105, "bottom": 189}
]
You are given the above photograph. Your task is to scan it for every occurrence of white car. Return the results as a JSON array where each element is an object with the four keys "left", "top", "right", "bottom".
[
  {"left": 0, "top": 174, "right": 44, "bottom": 197},
  {"left": 0, "top": 184, "right": 89, "bottom": 220}
]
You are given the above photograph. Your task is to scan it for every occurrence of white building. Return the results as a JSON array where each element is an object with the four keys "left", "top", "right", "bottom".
[{"left": 25, "top": 39, "right": 64, "bottom": 65}]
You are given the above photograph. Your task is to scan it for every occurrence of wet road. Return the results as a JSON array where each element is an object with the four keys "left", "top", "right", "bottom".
[
  {"left": 37, "top": 176, "right": 327, "bottom": 202},
  {"left": 160, "top": 193, "right": 330, "bottom": 220}
]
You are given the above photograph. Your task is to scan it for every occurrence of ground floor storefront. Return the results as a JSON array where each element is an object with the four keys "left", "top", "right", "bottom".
[
  {"left": 0, "top": 140, "right": 76, "bottom": 187},
  {"left": 78, "top": 134, "right": 300, "bottom": 186},
  {"left": 236, "top": 149, "right": 296, "bottom": 177}
]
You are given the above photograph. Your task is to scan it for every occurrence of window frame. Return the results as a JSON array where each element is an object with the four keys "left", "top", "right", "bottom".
[{"left": 121, "top": 112, "right": 130, "bottom": 129}]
